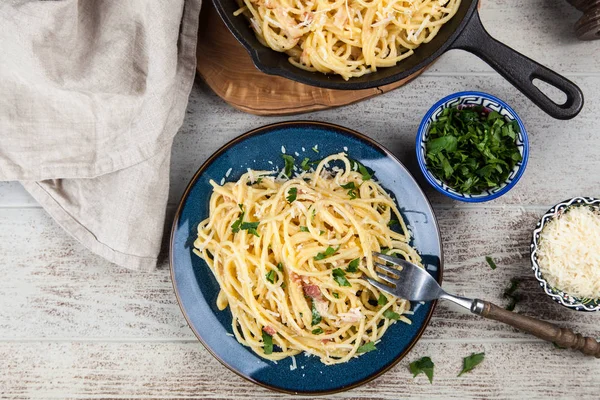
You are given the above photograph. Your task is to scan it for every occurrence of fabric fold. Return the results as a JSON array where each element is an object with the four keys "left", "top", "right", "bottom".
[{"left": 1, "top": 0, "right": 202, "bottom": 270}]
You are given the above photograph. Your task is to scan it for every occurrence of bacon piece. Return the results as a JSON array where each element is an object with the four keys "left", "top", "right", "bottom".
[
  {"left": 263, "top": 326, "right": 276, "bottom": 336},
  {"left": 303, "top": 284, "right": 323, "bottom": 301}
]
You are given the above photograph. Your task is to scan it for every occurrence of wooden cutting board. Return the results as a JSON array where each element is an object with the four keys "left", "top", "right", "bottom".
[{"left": 196, "top": 3, "right": 430, "bottom": 116}]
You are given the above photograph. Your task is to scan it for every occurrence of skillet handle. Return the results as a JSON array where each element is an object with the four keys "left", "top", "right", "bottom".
[{"left": 449, "top": 10, "right": 584, "bottom": 120}]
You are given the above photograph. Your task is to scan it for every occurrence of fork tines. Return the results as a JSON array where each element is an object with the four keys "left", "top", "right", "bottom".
[
  {"left": 366, "top": 277, "right": 395, "bottom": 292},
  {"left": 373, "top": 251, "right": 406, "bottom": 266}
]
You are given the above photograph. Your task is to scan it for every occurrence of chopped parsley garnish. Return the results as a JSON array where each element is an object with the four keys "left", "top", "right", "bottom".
[
  {"left": 340, "top": 182, "right": 358, "bottom": 199},
  {"left": 256, "top": 177, "right": 263, "bottom": 184},
  {"left": 319, "top": 230, "right": 325, "bottom": 235},
  {"left": 314, "top": 245, "right": 339, "bottom": 261},
  {"left": 262, "top": 330, "right": 273, "bottom": 355},
  {"left": 356, "top": 341, "right": 376, "bottom": 354},
  {"left": 277, "top": 262, "right": 284, "bottom": 271},
  {"left": 388, "top": 219, "right": 399, "bottom": 227},
  {"left": 409, "top": 356, "right": 434, "bottom": 383},
  {"left": 300, "top": 157, "right": 311, "bottom": 171},
  {"left": 332, "top": 292, "right": 339, "bottom": 299},
  {"left": 312, "top": 327, "right": 324, "bottom": 335},
  {"left": 383, "top": 309, "right": 401, "bottom": 320},
  {"left": 347, "top": 258, "right": 360, "bottom": 272},
  {"left": 458, "top": 352, "right": 485, "bottom": 376},
  {"left": 485, "top": 256, "right": 497, "bottom": 270},
  {"left": 311, "top": 301, "right": 321, "bottom": 326},
  {"left": 266, "top": 270, "right": 277, "bottom": 284},
  {"left": 332, "top": 268, "right": 351, "bottom": 287},
  {"left": 286, "top": 187, "right": 297, "bottom": 203},
  {"left": 425, "top": 106, "right": 522, "bottom": 194},
  {"left": 231, "top": 205, "right": 260, "bottom": 236},
  {"left": 349, "top": 159, "right": 372, "bottom": 181},
  {"left": 503, "top": 278, "right": 521, "bottom": 311},
  {"left": 240, "top": 221, "right": 260, "bottom": 237},
  {"left": 378, "top": 293, "right": 388, "bottom": 306},
  {"left": 231, "top": 204, "right": 245, "bottom": 233},
  {"left": 299, "top": 226, "right": 309, "bottom": 232},
  {"left": 282, "top": 154, "right": 295, "bottom": 178},
  {"left": 312, "top": 145, "right": 319, "bottom": 153}
]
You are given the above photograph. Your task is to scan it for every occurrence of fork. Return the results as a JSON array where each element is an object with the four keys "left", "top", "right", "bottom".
[{"left": 368, "top": 252, "right": 600, "bottom": 358}]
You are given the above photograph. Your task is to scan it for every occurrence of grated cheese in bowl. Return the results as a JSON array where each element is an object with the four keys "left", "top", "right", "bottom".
[{"left": 537, "top": 205, "right": 600, "bottom": 299}]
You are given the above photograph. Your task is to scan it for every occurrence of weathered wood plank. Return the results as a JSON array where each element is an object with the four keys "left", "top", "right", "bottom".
[
  {"left": 1, "top": 207, "right": 598, "bottom": 342},
  {"left": 0, "top": 340, "right": 597, "bottom": 399}
]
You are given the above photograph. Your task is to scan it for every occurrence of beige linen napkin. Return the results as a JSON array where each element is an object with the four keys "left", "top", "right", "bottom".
[{"left": 0, "top": 0, "right": 202, "bottom": 270}]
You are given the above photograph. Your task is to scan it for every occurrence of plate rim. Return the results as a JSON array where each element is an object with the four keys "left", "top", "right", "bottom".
[{"left": 169, "top": 120, "right": 444, "bottom": 395}]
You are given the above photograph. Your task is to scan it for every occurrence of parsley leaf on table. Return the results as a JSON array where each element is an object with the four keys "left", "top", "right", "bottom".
[
  {"left": 503, "top": 278, "right": 522, "bottom": 311},
  {"left": 458, "top": 352, "right": 485, "bottom": 376},
  {"left": 485, "top": 256, "right": 497, "bottom": 270},
  {"left": 409, "top": 356, "right": 435, "bottom": 383}
]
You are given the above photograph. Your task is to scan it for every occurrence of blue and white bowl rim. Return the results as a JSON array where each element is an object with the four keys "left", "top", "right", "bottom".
[
  {"left": 530, "top": 196, "right": 600, "bottom": 312},
  {"left": 416, "top": 91, "right": 529, "bottom": 203}
]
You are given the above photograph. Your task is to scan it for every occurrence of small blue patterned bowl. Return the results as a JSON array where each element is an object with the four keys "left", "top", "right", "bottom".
[
  {"left": 416, "top": 91, "right": 529, "bottom": 202},
  {"left": 530, "top": 196, "right": 600, "bottom": 312}
]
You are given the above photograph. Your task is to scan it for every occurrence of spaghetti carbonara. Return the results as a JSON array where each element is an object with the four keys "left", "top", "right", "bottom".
[
  {"left": 235, "top": 0, "right": 461, "bottom": 79},
  {"left": 193, "top": 153, "right": 421, "bottom": 365}
]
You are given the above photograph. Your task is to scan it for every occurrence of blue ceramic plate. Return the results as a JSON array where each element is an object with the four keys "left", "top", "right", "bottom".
[{"left": 170, "top": 121, "right": 443, "bottom": 395}]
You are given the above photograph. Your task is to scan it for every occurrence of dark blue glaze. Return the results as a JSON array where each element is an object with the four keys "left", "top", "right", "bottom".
[{"left": 170, "top": 121, "right": 443, "bottom": 394}]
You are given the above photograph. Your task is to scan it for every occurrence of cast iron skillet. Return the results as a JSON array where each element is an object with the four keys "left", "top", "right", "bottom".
[{"left": 213, "top": 0, "right": 584, "bottom": 120}]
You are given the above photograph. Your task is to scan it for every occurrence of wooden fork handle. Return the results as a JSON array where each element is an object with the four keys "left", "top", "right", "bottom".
[{"left": 476, "top": 300, "right": 600, "bottom": 358}]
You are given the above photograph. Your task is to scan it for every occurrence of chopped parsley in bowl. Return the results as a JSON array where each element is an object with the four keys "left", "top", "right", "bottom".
[{"left": 416, "top": 92, "right": 529, "bottom": 202}]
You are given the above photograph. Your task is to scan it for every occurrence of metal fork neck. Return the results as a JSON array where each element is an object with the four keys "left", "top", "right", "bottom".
[{"left": 439, "top": 292, "right": 485, "bottom": 314}]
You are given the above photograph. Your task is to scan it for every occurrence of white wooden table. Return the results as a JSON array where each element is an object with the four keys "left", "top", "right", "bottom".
[{"left": 1, "top": 1, "right": 599, "bottom": 398}]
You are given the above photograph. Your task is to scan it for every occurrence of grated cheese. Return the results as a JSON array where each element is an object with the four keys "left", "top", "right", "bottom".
[{"left": 538, "top": 206, "right": 600, "bottom": 299}]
